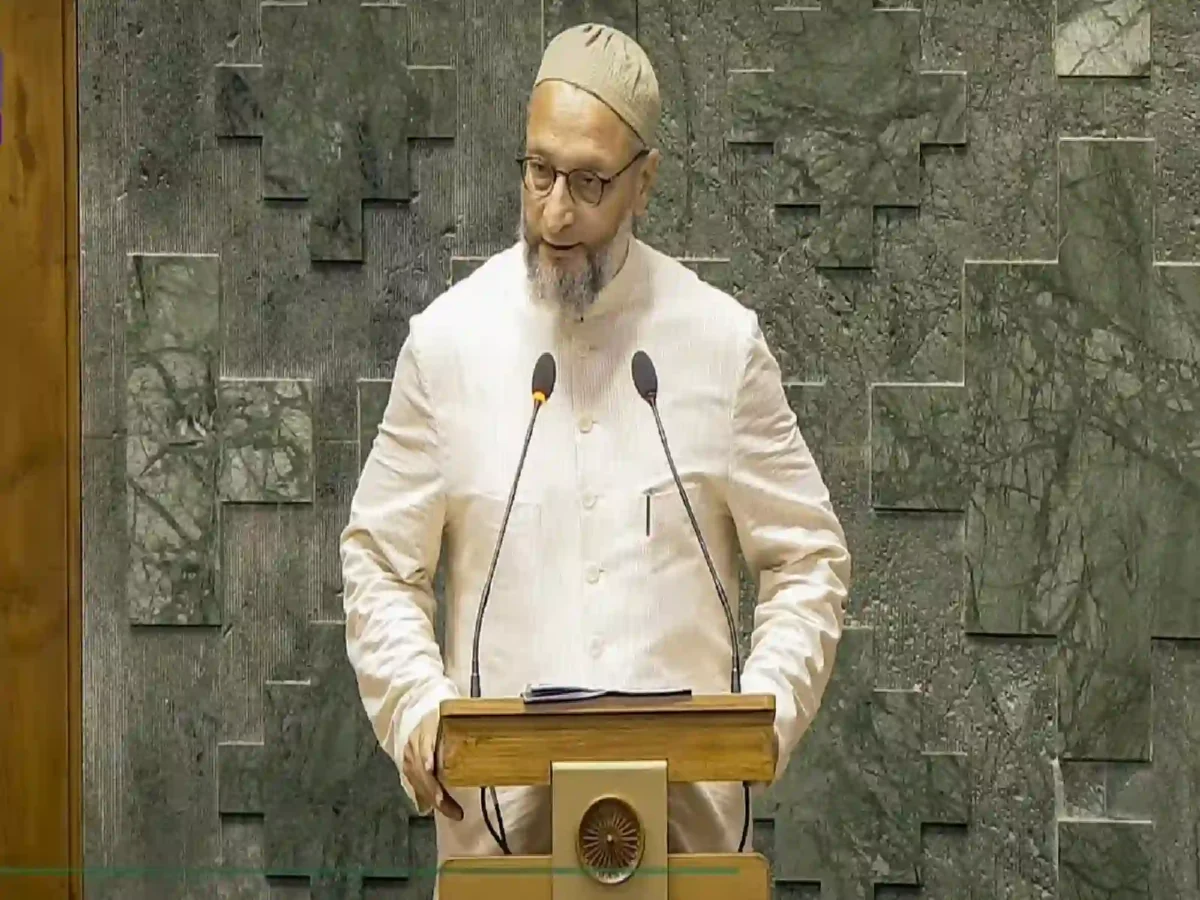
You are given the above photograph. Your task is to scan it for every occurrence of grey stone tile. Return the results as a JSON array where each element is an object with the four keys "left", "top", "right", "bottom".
[
  {"left": 1055, "top": 0, "right": 1151, "bottom": 78},
  {"left": 316, "top": 441, "right": 361, "bottom": 623},
  {"left": 1152, "top": 0, "right": 1200, "bottom": 261},
  {"left": 214, "top": 3, "right": 457, "bottom": 261},
  {"left": 959, "top": 139, "right": 1199, "bottom": 760},
  {"left": 544, "top": 0, "right": 637, "bottom": 39},
  {"left": 1057, "top": 760, "right": 1110, "bottom": 819},
  {"left": 219, "top": 742, "right": 266, "bottom": 815},
  {"left": 261, "top": 623, "right": 418, "bottom": 890},
  {"left": 449, "top": 256, "right": 488, "bottom": 285},
  {"left": 636, "top": 1, "right": 740, "bottom": 259},
  {"left": 678, "top": 258, "right": 732, "bottom": 293},
  {"left": 215, "top": 64, "right": 264, "bottom": 138},
  {"left": 728, "top": 2, "right": 966, "bottom": 268},
  {"left": 219, "top": 378, "right": 315, "bottom": 503},
  {"left": 219, "top": 498, "right": 318, "bottom": 736},
  {"left": 870, "top": 384, "right": 967, "bottom": 512},
  {"left": 939, "top": 640, "right": 1059, "bottom": 896},
  {"left": 1056, "top": 760, "right": 1155, "bottom": 822},
  {"left": 124, "top": 629, "right": 223, "bottom": 900},
  {"left": 768, "top": 627, "right": 969, "bottom": 895},
  {"left": 218, "top": 816, "right": 267, "bottom": 900},
  {"left": 1150, "top": 641, "right": 1200, "bottom": 896},
  {"left": 125, "top": 254, "right": 223, "bottom": 625},
  {"left": 356, "top": 379, "right": 392, "bottom": 474},
  {"left": 1059, "top": 819, "right": 1153, "bottom": 899},
  {"left": 453, "top": 0, "right": 541, "bottom": 257}
]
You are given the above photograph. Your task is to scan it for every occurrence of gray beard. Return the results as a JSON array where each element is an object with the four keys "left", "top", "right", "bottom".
[{"left": 520, "top": 217, "right": 631, "bottom": 318}]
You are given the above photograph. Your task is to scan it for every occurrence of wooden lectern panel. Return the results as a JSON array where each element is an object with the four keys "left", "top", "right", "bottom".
[
  {"left": 437, "top": 694, "right": 776, "bottom": 787},
  {"left": 438, "top": 853, "right": 770, "bottom": 899}
]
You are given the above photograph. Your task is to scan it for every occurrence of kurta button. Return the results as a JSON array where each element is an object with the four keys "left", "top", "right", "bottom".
[
  {"left": 578, "top": 414, "right": 594, "bottom": 433},
  {"left": 590, "top": 638, "right": 603, "bottom": 658},
  {"left": 585, "top": 565, "right": 600, "bottom": 584},
  {"left": 582, "top": 493, "right": 597, "bottom": 510}
]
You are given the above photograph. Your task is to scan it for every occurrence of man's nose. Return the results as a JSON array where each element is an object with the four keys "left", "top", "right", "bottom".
[{"left": 541, "top": 174, "right": 576, "bottom": 234}]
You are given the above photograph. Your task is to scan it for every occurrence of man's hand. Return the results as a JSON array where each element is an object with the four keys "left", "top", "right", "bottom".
[{"left": 403, "top": 707, "right": 464, "bottom": 821}]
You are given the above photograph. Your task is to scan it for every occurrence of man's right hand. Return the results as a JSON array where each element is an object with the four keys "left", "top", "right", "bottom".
[{"left": 403, "top": 706, "right": 465, "bottom": 821}]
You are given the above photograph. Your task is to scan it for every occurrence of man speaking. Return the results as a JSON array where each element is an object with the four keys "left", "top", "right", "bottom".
[{"left": 340, "top": 22, "right": 852, "bottom": 871}]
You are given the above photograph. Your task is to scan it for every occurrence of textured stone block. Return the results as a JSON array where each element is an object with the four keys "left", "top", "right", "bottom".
[
  {"left": 728, "top": 1, "right": 967, "bottom": 268},
  {"left": 218, "top": 741, "right": 266, "bottom": 815},
  {"left": 214, "top": 2, "right": 457, "bottom": 262},
  {"left": 769, "top": 627, "right": 969, "bottom": 894},
  {"left": 232, "top": 622, "right": 423, "bottom": 893},
  {"left": 220, "top": 378, "right": 315, "bottom": 503},
  {"left": 960, "top": 139, "right": 1199, "bottom": 761},
  {"left": 678, "top": 257, "right": 732, "bottom": 293},
  {"left": 125, "top": 254, "right": 222, "bottom": 626},
  {"left": 449, "top": 255, "right": 488, "bottom": 286},
  {"left": 543, "top": 0, "right": 637, "bottom": 41},
  {"left": 355, "top": 379, "right": 392, "bottom": 473},
  {"left": 1151, "top": 642, "right": 1200, "bottom": 895},
  {"left": 1055, "top": 0, "right": 1151, "bottom": 77},
  {"left": 215, "top": 64, "right": 263, "bottom": 138},
  {"left": 874, "top": 139, "right": 1199, "bottom": 766},
  {"left": 1059, "top": 819, "right": 1153, "bottom": 899},
  {"left": 1056, "top": 760, "right": 1154, "bottom": 821},
  {"left": 870, "top": 384, "right": 967, "bottom": 511}
]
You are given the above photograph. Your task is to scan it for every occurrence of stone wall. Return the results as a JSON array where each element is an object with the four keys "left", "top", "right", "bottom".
[{"left": 80, "top": 1, "right": 1200, "bottom": 897}]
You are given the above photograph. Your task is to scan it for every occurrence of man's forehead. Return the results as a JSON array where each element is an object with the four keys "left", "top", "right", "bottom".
[{"left": 526, "top": 82, "right": 636, "bottom": 166}]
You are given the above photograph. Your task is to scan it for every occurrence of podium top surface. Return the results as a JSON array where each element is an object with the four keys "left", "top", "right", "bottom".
[
  {"left": 437, "top": 692, "right": 777, "bottom": 787},
  {"left": 440, "top": 692, "right": 775, "bottom": 718}
]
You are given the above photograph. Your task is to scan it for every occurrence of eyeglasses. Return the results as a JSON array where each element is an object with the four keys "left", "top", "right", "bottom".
[{"left": 517, "top": 148, "right": 650, "bottom": 207}]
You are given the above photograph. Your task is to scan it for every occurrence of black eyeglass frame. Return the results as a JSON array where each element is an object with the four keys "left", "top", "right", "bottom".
[{"left": 516, "top": 147, "right": 651, "bottom": 207}]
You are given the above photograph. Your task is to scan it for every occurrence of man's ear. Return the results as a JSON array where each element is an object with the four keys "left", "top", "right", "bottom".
[{"left": 632, "top": 148, "right": 661, "bottom": 217}]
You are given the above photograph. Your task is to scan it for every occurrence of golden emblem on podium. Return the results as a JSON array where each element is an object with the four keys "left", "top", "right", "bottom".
[{"left": 576, "top": 795, "right": 644, "bottom": 884}]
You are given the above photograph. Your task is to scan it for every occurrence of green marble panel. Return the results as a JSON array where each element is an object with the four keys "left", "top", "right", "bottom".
[
  {"left": 870, "top": 384, "right": 967, "bottom": 512},
  {"left": 218, "top": 741, "right": 266, "bottom": 815},
  {"left": 214, "top": 1, "right": 457, "bottom": 261},
  {"left": 1055, "top": 0, "right": 1151, "bottom": 78},
  {"left": 962, "top": 139, "right": 1200, "bottom": 760},
  {"left": 1059, "top": 819, "right": 1153, "bottom": 899},
  {"left": 220, "top": 378, "right": 315, "bottom": 503},
  {"left": 125, "top": 254, "right": 222, "bottom": 626},
  {"left": 256, "top": 623, "right": 427, "bottom": 898},
  {"left": 768, "top": 627, "right": 969, "bottom": 896},
  {"left": 728, "top": 1, "right": 966, "bottom": 268},
  {"left": 355, "top": 379, "right": 392, "bottom": 474}
]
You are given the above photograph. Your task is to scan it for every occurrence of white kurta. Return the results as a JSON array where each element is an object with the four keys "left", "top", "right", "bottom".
[{"left": 340, "top": 236, "right": 852, "bottom": 872}]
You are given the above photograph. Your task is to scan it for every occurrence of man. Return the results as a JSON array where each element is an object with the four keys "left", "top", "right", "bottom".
[{"left": 340, "top": 21, "right": 851, "bottom": 873}]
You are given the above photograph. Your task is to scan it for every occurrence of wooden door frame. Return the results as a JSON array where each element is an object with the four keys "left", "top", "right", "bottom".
[{"left": 0, "top": 0, "right": 82, "bottom": 897}]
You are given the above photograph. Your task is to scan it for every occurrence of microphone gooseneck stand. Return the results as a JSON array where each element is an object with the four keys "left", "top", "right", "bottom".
[
  {"left": 468, "top": 352, "right": 557, "bottom": 856},
  {"left": 631, "top": 349, "right": 754, "bottom": 854}
]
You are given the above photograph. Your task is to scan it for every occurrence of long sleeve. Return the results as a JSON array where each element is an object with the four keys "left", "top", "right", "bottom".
[
  {"left": 726, "top": 316, "right": 852, "bottom": 783},
  {"left": 340, "top": 314, "right": 459, "bottom": 813}
]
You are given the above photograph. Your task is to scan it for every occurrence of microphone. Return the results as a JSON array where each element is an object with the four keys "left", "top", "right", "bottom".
[
  {"left": 470, "top": 351, "right": 556, "bottom": 699},
  {"left": 631, "top": 350, "right": 741, "bottom": 694},
  {"left": 467, "top": 352, "right": 555, "bottom": 856},
  {"left": 632, "top": 349, "right": 753, "bottom": 855}
]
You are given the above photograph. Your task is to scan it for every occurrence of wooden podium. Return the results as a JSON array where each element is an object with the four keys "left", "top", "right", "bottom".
[{"left": 435, "top": 693, "right": 776, "bottom": 899}]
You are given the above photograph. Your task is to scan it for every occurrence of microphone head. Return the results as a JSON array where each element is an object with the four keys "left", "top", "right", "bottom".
[
  {"left": 532, "top": 352, "right": 556, "bottom": 404},
  {"left": 631, "top": 350, "right": 657, "bottom": 403}
]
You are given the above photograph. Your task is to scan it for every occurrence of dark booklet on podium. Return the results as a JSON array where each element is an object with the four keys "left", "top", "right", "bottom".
[{"left": 520, "top": 684, "right": 694, "bottom": 704}]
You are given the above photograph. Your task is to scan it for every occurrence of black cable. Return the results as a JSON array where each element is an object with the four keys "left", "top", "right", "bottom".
[
  {"left": 737, "top": 780, "right": 751, "bottom": 852},
  {"left": 477, "top": 660, "right": 511, "bottom": 854},
  {"left": 479, "top": 786, "right": 511, "bottom": 854}
]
